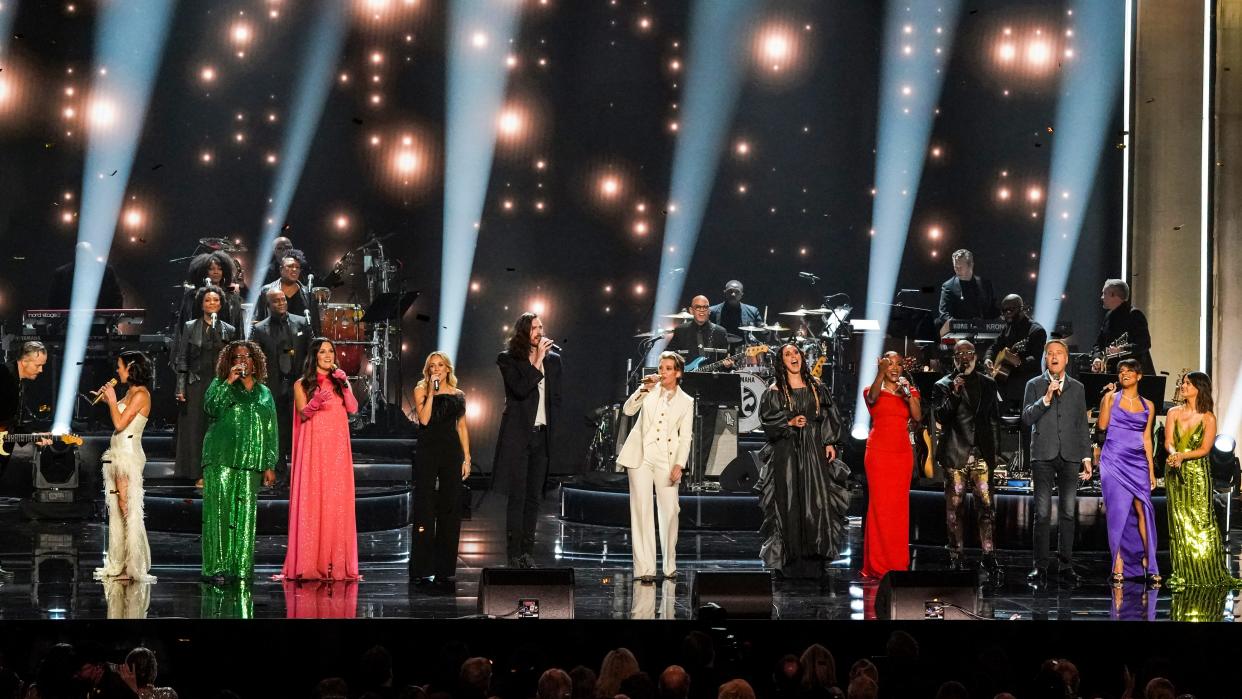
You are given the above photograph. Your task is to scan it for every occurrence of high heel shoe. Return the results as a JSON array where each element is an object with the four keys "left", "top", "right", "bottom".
[
  {"left": 1110, "top": 571, "right": 1125, "bottom": 587},
  {"left": 1145, "top": 573, "right": 1162, "bottom": 588}
]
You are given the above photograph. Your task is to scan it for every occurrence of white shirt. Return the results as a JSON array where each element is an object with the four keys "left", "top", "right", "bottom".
[{"left": 534, "top": 374, "right": 547, "bottom": 427}]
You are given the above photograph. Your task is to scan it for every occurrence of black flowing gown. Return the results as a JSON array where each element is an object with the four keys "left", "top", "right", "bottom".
[{"left": 757, "top": 382, "right": 849, "bottom": 577}]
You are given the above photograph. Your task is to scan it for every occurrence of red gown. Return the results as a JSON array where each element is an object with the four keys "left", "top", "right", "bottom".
[{"left": 862, "top": 387, "right": 915, "bottom": 579}]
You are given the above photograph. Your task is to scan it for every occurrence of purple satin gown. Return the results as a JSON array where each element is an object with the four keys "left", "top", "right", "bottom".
[{"left": 1098, "top": 398, "right": 1159, "bottom": 579}]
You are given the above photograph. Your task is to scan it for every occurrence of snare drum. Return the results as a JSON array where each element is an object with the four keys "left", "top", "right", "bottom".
[
  {"left": 738, "top": 373, "right": 769, "bottom": 433},
  {"left": 320, "top": 303, "right": 367, "bottom": 375}
]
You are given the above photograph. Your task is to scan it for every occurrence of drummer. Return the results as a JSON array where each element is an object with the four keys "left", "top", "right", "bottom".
[
  {"left": 709, "top": 280, "right": 765, "bottom": 342},
  {"left": 667, "top": 295, "right": 733, "bottom": 368},
  {"left": 254, "top": 248, "right": 322, "bottom": 335}
]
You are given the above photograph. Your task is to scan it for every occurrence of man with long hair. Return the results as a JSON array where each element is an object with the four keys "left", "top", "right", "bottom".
[{"left": 493, "top": 312, "right": 562, "bottom": 568}]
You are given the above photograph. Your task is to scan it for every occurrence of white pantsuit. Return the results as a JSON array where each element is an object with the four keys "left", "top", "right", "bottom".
[{"left": 616, "top": 384, "right": 693, "bottom": 578}]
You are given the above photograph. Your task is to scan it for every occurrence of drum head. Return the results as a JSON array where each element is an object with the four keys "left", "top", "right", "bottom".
[{"left": 738, "top": 374, "right": 768, "bottom": 433}]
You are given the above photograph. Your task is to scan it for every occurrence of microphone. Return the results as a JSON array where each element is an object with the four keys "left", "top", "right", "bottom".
[
  {"left": 210, "top": 311, "right": 218, "bottom": 326},
  {"left": 798, "top": 272, "right": 820, "bottom": 284},
  {"left": 433, "top": 377, "right": 441, "bottom": 391},
  {"left": 307, "top": 273, "right": 315, "bottom": 288},
  {"left": 89, "top": 378, "right": 118, "bottom": 405},
  {"left": 204, "top": 277, "right": 211, "bottom": 288}
]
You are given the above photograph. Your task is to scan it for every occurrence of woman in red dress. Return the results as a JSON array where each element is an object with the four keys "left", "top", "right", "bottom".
[
  {"left": 281, "top": 337, "right": 361, "bottom": 581},
  {"left": 861, "top": 351, "right": 921, "bottom": 579}
]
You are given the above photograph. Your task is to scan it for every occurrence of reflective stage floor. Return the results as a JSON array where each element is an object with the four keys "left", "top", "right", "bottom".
[{"left": 2, "top": 487, "right": 1241, "bottom": 621}]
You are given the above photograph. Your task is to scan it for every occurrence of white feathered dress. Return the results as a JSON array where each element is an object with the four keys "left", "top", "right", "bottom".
[{"left": 94, "top": 403, "right": 155, "bottom": 582}]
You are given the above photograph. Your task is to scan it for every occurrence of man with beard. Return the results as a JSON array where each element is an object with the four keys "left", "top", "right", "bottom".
[{"left": 932, "top": 340, "right": 1002, "bottom": 575}]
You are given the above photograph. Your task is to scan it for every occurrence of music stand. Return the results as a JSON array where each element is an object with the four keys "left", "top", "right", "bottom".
[
  {"left": 678, "top": 373, "right": 741, "bottom": 492},
  {"left": 361, "top": 290, "right": 420, "bottom": 323}
]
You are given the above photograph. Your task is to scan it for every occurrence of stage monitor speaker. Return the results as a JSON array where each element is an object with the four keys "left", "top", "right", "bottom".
[
  {"left": 478, "top": 568, "right": 575, "bottom": 619},
  {"left": 718, "top": 450, "right": 761, "bottom": 493},
  {"left": 692, "top": 571, "right": 772, "bottom": 619},
  {"left": 875, "top": 570, "right": 980, "bottom": 620}
]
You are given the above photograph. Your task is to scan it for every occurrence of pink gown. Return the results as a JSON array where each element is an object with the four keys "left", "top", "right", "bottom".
[{"left": 281, "top": 373, "right": 360, "bottom": 580}]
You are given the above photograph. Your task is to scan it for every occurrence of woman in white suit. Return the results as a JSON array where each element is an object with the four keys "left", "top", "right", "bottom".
[{"left": 616, "top": 351, "right": 693, "bottom": 583}]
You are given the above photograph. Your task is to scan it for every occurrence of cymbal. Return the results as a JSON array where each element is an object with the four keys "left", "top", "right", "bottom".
[
  {"left": 737, "top": 325, "right": 767, "bottom": 332},
  {"left": 633, "top": 330, "right": 673, "bottom": 339},
  {"left": 780, "top": 309, "right": 811, "bottom": 317},
  {"left": 765, "top": 323, "right": 791, "bottom": 332},
  {"left": 200, "top": 237, "right": 247, "bottom": 253},
  {"left": 802, "top": 307, "right": 833, "bottom": 315},
  {"left": 664, "top": 311, "right": 695, "bottom": 320}
]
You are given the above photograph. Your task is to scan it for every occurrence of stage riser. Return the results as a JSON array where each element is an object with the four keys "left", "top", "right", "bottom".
[
  {"left": 143, "top": 488, "right": 411, "bottom": 534},
  {"left": 561, "top": 483, "right": 763, "bottom": 531}
]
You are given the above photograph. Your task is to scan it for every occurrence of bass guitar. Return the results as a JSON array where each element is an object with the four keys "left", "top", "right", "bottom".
[
  {"left": 0, "top": 430, "right": 84, "bottom": 457},
  {"left": 685, "top": 345, "right": 770, "bottom": 373}
]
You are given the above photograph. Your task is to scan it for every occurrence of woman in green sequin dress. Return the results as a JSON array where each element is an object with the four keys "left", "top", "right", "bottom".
[
  {"left": 1163, "top": 372, "right": 1239, "bottom": 590},
  {"left": 201, "top": 340, "right": 278, "bottom": 582}
]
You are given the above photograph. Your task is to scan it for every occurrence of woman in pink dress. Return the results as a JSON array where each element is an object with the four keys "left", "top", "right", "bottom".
[{"left": 281, "top": 337, "right": 360, "bottom": 581}]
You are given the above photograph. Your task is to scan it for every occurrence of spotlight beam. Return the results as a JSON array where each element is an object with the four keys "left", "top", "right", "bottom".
[
  {"left": 648, "top": 0, "right": 759, "bottom": 357},
  {"left": 851, "top": 1, "right": 962, "bottom": 438},
  {"left": 437, "top": 0, "right": 524, "bottom": 359},
  {"left": 0, "top": 1, "right": 19, "bottom": 58},
  {"left": 1032, "top": 1, "right": 1124, "bottom": 335},
  {"left": 52, "top": 0, "right": 177, "bottom": 433},
  {"left": 245, "top": 0, "right": 349, "bottom": 329}
]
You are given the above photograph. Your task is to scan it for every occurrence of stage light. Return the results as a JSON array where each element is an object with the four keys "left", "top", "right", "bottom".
[
  {"left": 750, "top": 18, "right": 809, "bottom": 83},
  {"left": 437, "top": 0, "right": 524, "bottom": 358},
  {"left": 649, "top": 0, "right": 760, "bottom": 361},
  {"left": 851, "top": 0, "right": 962, "bottom": 438},
  {"left": 735, "top": 140, "right": 750, "bottom": 156},
  {"left": 244, "top": 0, "right": 349, "bottom": 332},
  {"left": 1027, "top": 186, "right": 1042, "bottom": 202},
  {"left": 122, "top": 207, "right": 144, "bottom": 228},
  {"left": 200, "top": 66, "right": 216, "bottom": 83},
  {"left": 230, "top": 21, "right": 253, "bottom": 46},
  {"left": 52, "top": 0, "right": 176, "bottom": 433},
  {"left": 1031, "top": 1, "right": 1124, "bottom": 337}
]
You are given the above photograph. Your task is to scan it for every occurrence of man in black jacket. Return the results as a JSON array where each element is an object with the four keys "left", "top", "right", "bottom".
[
  {"left": 667, "top": 295, "right": 730, "bottom": 367},
  {"left": 933, "top": 340, "right": 1002, "bottom": 574},
  {"left": 250, "top": 287, "right": 312, "bottom": 482},
  {"left": 254, "top": 249, "right": 321, "bottom": 335},
  {"left": 936, "top": 249, "right": 999, "bottom": 336},
  {"left": 0, "top": 341, "right": 48, "bottom": 580},
  {"left": 1021, "top": 340, "right": 1093, "bottom": 587},
  {"left": 1091, "top": 278, "right": 1154, "bottom": 375},
  {"left": 493, "top": 312, "right": 562, "bottom": 568},
  {"left": 985, "top": 294, "right": 1047, "bottom": 412}
]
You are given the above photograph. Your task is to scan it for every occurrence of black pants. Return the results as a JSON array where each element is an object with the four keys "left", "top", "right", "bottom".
[
  {"left": 506, "top": 427, "right": 549, "bottom": 558},
  {"left": 411, "top": 453, "right": 464, "bottom": 579},
  {"left": 1032, "top": 457, "right": 1080, "bottom": 567},
  {"left": 273, "top": 392, "right": 293, "bottom": 481}
]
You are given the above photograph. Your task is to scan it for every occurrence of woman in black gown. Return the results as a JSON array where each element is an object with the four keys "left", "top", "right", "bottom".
[
  {"left": 757, "top": 343, "right": 848, "bottom": 578},
  {"left": 409, "top": 351, "right": 471, "bottom": 591},
  {"left": 174, "top": 285, "right": 237, "bottom": 485}
]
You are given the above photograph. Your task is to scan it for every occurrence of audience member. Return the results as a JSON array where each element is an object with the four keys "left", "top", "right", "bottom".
[
  {"left": 657, "top": 666, "right": 690, "bottom": 699},
  {"left": 460, "top": 657, "right": 494, "bottom": 699},
  {"left": 845, "top": 677, "right": 876, "bottom": 699},
  {"left": 538, "top": 670, "right": 572, "bottom": 699},
  {"left": 797, "top": 645, "right": 840, "bottom": 699},
  {"left": 124, "top": 648, "right": 177, "bottom": 699},
  {"left": 934, "top": 681, "right": 969, "bottom": 699},
  {"left": 717, "top": 680, "right": 755, "bottom": 699},
  {"left": 359, "top": 645, "right": 397, "bottom": 699},
  {"left": 846, "top": 660, "right": 877, "bottom": 686},
  {"left": 1145, "top": 678, "right": 1176, "bottom": 699},
  {"left": 570, "top": 666, "right": 598, "bottom": 699},
  {"left": 597, "top": 649, "right": 640, "bottom": 699},
  {"left": 618, "top": 672, "right": 655, "bottom": 699}
]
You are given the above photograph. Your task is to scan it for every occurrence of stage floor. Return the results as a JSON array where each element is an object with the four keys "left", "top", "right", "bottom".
[{"left": 1, "top": 488, "right": 1240, "bottom": 621}]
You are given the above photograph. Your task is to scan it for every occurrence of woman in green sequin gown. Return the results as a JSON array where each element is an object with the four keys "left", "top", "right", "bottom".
[
  {"left": 1163, "top": 372, "right": 1240, "bottom": 594},
  {"left": 200, "top": 341, "right": 278, "bottom": 581}
]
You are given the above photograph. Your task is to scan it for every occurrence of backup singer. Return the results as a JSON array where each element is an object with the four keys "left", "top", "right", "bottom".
[
  {"left": 616, "top": 351, "right": 693, "bottom": 583},
  {"left": 1021, "top": 340, "right": 1092, "bottom": 587},
  {"left": 254, "top": 248, "right": 322, "bottom": 335},
  {"left": 666, "top": 295, "right": 730, "bottom": 364},
  {"left": 758, "top": 343, "right": 848, "bottom": 578},
  {"left": 936, "top": 249, "right": 999, "bottom": 337},
  {"left": 1097, "top": 359, "right": 1159, "bottom": 586},
  {"left": 174, "top": 285, "right": 238, "bottom": 486},
  {"left": 94, "top": 351, "right": 155, "bottom": 582},
  {"left": 281, "top": 338, "right": 360, "bottom": 581},
  {"left": 410, "top": 351, "right": 471, "bottom": 590},
  {"left": 932, "top": 340, "right": 1002, "bottom": 574},
  {"left": 985, "top": 294, "right": 1046, "bottom": 410},
  {"left": 1163, "top": 372, "right": 1239, "bottom": 589},
  {"left": 1091, "top": 279, "right": 1154, "bottom": 375},
  {"left": 200, "top": 341, "right": 278, "bottom": 582},
  {"left": 175, "top": 252, "right": 244, "bottom": 336},
  {"left": 0, "top": 340, "right": 48, "bottom": 580},
  {"left": 494, "top": 312, "right": 562, "bottom": 568},
  {"left": 250, "top": 286, "right": 312, "bottom": 483},
  {"left": 861, "top": 352, "right": 920, "bottom": 579}
]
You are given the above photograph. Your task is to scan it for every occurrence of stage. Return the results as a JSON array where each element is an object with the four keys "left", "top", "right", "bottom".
[{"left": 2, "top": 467, "right": 1240, "bottom": 621}]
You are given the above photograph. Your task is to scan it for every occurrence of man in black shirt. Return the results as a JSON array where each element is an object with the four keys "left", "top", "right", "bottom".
[
  {"left": 250, "top": 288, "right": 313, "bottom": 482},
  {"left": 985, "top": 294, "right": 1047, "bottom": 411},
  {"left": 936, "top": 249, "right": 999, "bottom": 336},
  {"left": 709, "top": 280, "right": 764, "bottom": 343},
  {"left": 933, "top": 340, "right": 1002, "bottom": 575},
  {"left": 667, "top": 296, "right": 731, "bottom": 367},
  {"left": 254, "top": 249, "right": 321, "bottom": 335},
  {"left": 1091, "top": 279, "right": 1154, "bottom": 375},
  {"left": 0, "top": 341, "right": 49, "bottom": 580}
]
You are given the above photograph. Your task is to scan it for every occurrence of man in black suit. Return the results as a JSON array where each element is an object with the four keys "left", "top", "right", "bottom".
[
  {"left": 709, "top": 280, "right": 764, "bottom": 342},
  {"left": 254, "top": 249, "right": 321, "bottom": 335},
  {"left": 493, "top": 312, "right": 562, "bottom": 568},
  {"left": 985, "top": 294, "right": 1047, "bottom": 412},
  {"left": 667, "top": 295, "right": 731, "bottom": 367},
  {"left": 933, "top": 340, "right": 1002, "bottom": 574},
  {"left": 250, "top": 287, "right": 312, "bottom": 482},
  {"left": 1091, "top": 279, "right": 1154, "bottom": 375},
  {"left": 1021, "top": 339, "right": 1093, "bottom": 587},
  {"left": 936, "top": 249, "right": 999, "bottom": 336}
]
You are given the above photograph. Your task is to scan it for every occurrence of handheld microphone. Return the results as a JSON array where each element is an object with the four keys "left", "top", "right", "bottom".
[
  {"left": 550, "top": 342, "right": 563, "bottom": 353},
  {"left": 307, "top": 273, "right": 314, "bottom": 288},
  {"left": 433, "top": 377, "right": 441, "bottom": 391},
  {"left": 89, "top": 378, "right": 118, "bottom": 405},
  {"left": 210, "top": 311, "right": 218, "bottom": 325},
  {"left": 204, "top": 277, "right": 211, "bottom": 288}
]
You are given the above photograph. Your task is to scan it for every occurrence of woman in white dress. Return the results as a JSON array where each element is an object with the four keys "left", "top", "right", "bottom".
[{"left": 94, "top": 351, "right": 155, "bottom": 582}]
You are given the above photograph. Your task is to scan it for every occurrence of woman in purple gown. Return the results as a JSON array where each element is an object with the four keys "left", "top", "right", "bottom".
[{"left": 1097, "top": 358, "right": 1160, "bottom": 586}]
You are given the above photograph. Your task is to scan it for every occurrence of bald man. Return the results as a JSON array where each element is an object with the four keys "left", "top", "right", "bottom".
[{"left": 666, "top": 295, "right": 730, "bottom": 366}]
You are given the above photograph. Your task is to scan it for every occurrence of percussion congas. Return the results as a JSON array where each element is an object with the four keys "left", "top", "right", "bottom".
[{"left": 320, "top": 303, "right": 367, "bottom": 375}]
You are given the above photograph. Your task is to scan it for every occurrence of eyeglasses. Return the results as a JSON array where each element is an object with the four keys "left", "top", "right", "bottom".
[
  {"left": 690, "top": 305, "right": 710, "bottom": 310},
  {"left": 954, "top": 350, "right": 976, "bottom": 358}
]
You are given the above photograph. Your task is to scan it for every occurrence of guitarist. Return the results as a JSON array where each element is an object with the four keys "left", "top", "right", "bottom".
[
  {"left": 667, "top": 295, "right": 732, "bottom": 368},
  {"left": 985, "top": 294, "right": 1046, "bottom": 412},
  {"left": 1091, "top": 279, "right": 1154, "bottom": 375},
  {"left": 0, "top": 340, "right": 51, "bottom": 580}
]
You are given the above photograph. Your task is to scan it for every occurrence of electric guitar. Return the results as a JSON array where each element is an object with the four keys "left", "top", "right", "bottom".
[
  {"left": 992, "top": 338, "right": 1028, "bottom": 382},
  {"left": 0, "top": 430, "right": 83, "bottom": 457},
  {"left": 685, "top": 344, "right": 770, "bottom": 373}
]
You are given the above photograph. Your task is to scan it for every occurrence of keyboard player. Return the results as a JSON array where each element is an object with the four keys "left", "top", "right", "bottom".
[{"left": 936, "top": 249, "right": 1000, "bottom": 338}]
